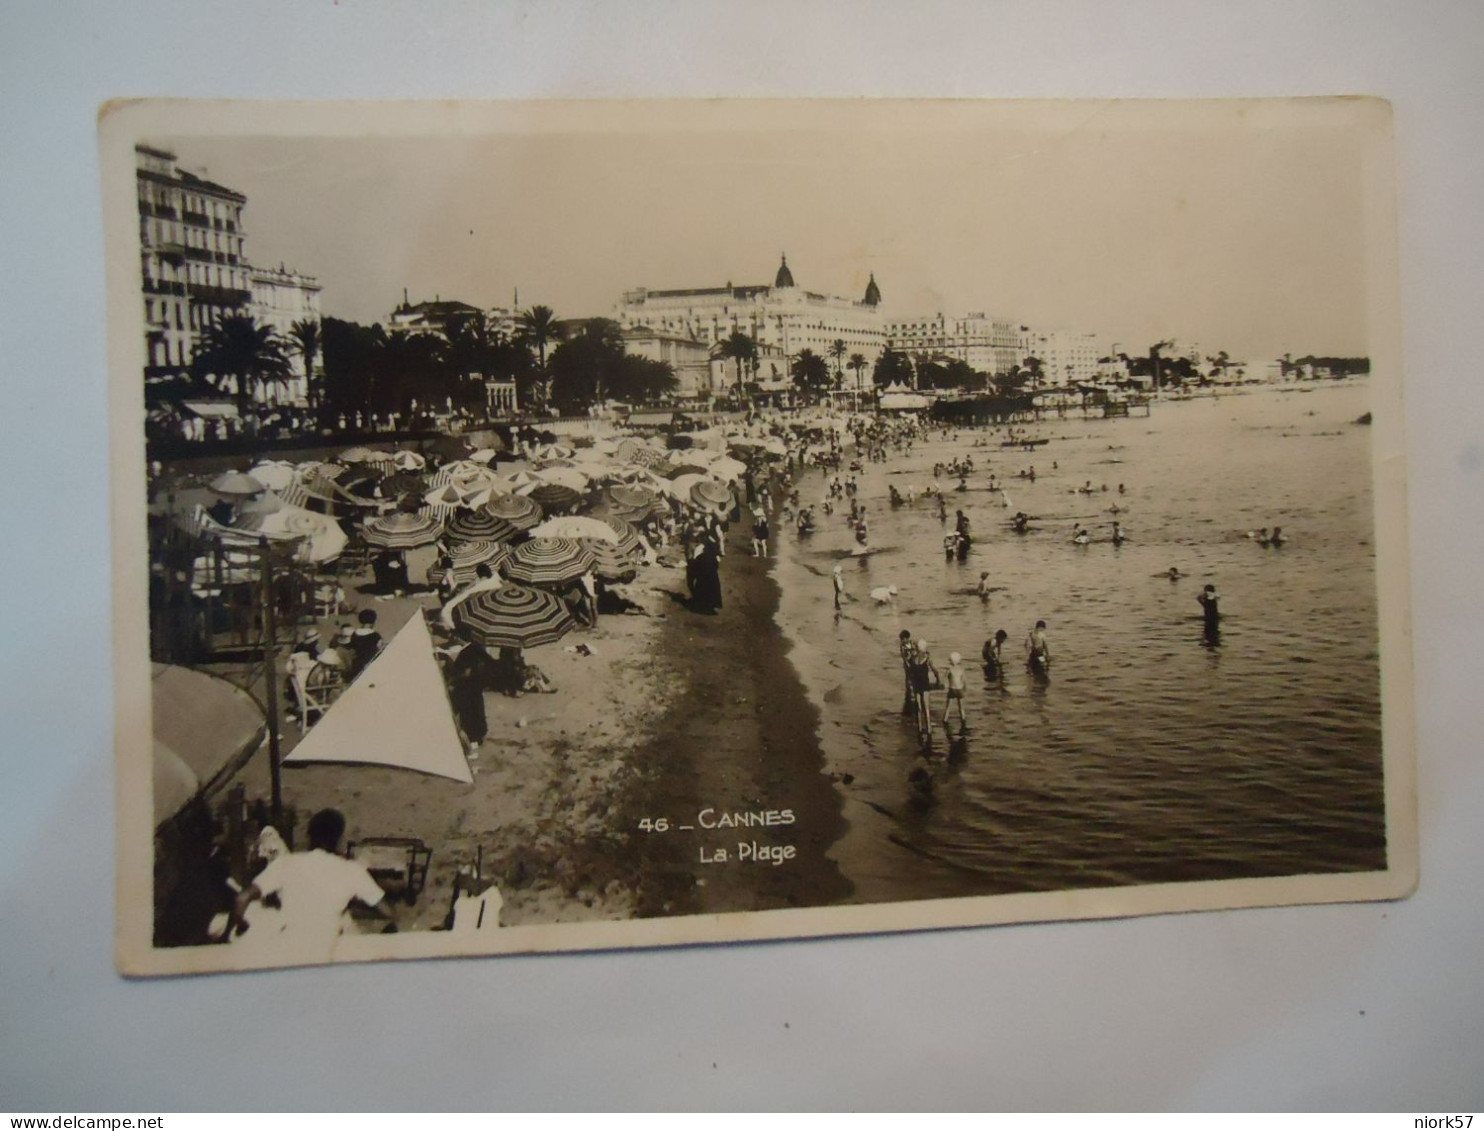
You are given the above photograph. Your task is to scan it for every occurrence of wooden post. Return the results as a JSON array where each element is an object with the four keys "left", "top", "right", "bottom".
[{"left": 260, "top": 536, "right": 283, "bottom": 828}]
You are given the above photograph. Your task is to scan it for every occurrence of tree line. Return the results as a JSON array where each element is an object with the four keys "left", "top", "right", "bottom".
[{"left": 158, "top": 304, "right": 681, "bottom": 423}]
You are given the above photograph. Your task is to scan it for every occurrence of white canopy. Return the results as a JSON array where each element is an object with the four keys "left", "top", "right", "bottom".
[{"left": 285, "top": 614, "right": 472, "bottom": 783}]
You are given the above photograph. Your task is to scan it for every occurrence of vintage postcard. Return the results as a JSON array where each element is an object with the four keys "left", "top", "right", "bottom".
[{"left": 103, "top": 99, "right": 1414, "bottom": 975}]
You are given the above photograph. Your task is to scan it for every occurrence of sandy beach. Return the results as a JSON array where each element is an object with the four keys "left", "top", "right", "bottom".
[{"left": 192, "top": 455, "right": 850, "bottom": 939}]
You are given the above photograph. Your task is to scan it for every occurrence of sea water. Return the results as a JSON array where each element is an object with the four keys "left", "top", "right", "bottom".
[{"left": 772, "top": 381, "right": 1387, "bottom": 903}]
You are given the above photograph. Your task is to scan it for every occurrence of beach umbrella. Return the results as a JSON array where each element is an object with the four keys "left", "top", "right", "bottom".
[
  {"left": 501, "top": 537, "right": 597, "bottom": 586},
  {"left": 599, "top": 517, "right": 645, "bottom": 557},
  {"left": 243, "top": 506, "right": 348, "bottom": 564},
  {"left": 361, "top": 449, "right": 396, "bottom": 466},
  {"left": 339, "top": 446, "right": 379, "bottom": 464},
  {"left": 423, "top": 483, "right": 475, "bottom": 509},
  {"left": 392, "top": 450, "right": 426, "bottom": 471},
  {"left": 451, "top": 584, "right": 577, "bottom": 650},
  {"left": 690, "top": 480, "right": 734, "bottom": 512},
  {"left": 428, "top": 541, "right": 510, "bottom": 588},
  {"left": 521, "top": 482, "right": 583, "bottom": 514},
  {"left": 531, "top": 466, "right": 591, "bottom": 492},
  {"left": 664, "top": 472, "right": 709, "bottom": 500},
  {"left": 579, "top": 537, "right": 643, "bottom": 581},
  {"left": 380, "top": 471, "right": 426, "bottom": 498},
  {"left": 247, "top": 462, "right": 298, "bottom": 492},
  {"left": 627, "top": 444, "right": 668, "bottom": 469},
  {"left": 209, "top": 471, "right": 266, "bottom": 497},
  {"left": 607, "top": 484, "right": 661, "bottom": 512},
  {"left": 446, "top": 509, "right": 520, "bottom": 544},
  {"left": 666, "top": 463, "right": 709, "bottom": 479},
  {"left": 531, "top": 515, "right": 621, "bottom": 543},
  {"left": 363, "top": 512, "right": 443, "bottom": 549},
  {"left": 468, "top": 448, "right": 499, "bottom": 464},
  {"left": 708, "top": 456, "right": 748, "bottom": 482},
  {"left": 532, "top": 443, "right": 575, "bottom": 461},
  {"left": 498, "top": 469, "right": 543, "bottom": 491},
  {"left": 433, "top": 460, "right": 499, "bottom": 488},
  {"left": 486, "top": 492, "right": 544, "bottom": 530}
]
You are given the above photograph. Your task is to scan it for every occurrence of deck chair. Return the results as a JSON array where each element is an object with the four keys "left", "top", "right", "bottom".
[{"left": 288, "top": 653, "right": 343, "bottom": 732}]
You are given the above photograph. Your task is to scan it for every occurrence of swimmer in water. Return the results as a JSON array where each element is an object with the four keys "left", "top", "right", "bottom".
[
  {"left": 976, "top": 571, "right": 992, "bottom": 600},
  {"left": 1111, "top": 521, "right": 1126, "bottom": 546},
  {"left": 1197, "top": 584, "right": 1221, "bottom": 638},
  {"left": 1164, "top": 566, "right": 1183, "bottom": 581},
  {"left": 1071, "top": 524, "right": 1090, "bottom": 545}
]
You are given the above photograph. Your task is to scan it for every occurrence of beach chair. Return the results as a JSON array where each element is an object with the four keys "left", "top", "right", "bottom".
[
  {"left": 288, "top": 654, "right": 342, "bottom": 732},
  {"left": 347, "top": 837, "right": 432, "bottom": 906}
]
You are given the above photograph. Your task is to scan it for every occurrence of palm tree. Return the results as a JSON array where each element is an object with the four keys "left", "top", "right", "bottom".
[
  {"left": 716, "top": 330, "right": 758, "bottom": 399},
  {"left": 192, "top": 313, "right": 292, "bottom": 417},
  {"left": 288, "top": 318, "right": 322, "bottom": 407},
  {"left": 519, "top": 305, "right": 558, "bottom": 370},
  {"left": 828, "top": 338, "right": 848, "bottom": 388},
  {"left": 790, "top": 349, "right": 831, "bottom": 395},
  {"left": 848, "top": 352, "right": 868, "bottom": 395}
]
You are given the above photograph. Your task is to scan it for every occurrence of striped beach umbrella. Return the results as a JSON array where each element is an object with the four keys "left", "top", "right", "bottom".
[
  {"left": 362, "top": 512, "right": 443, "bottom": 549},
  {"left": 522, "top": 482, "right": 583, "bottom": 514},
  {"left": 451, "top": 584, "right": 577, "bottom": 650},
  {"left": 501, "top": 537, "right": 597, "bottom": 586},
  {"left": 392, "top": 450, "right": 426, "bottom": 471},
  {"left": 532, "top": 443, "right": 575, "bottom": 461},
  {"left": 690, "top": 480, "right": 734, "bottom": 513},
  {"left": 446, "top": 509, "right": 521, "bottom": 544},
  {"left": 599, "top": 517, "right": 645, "bottom": 558},
  {"left": 607, "top": 485, "right": 661, "bottom": 512},
  {"left": 579, "top": 537, "right": 643, "bottom": 581},
  {"left": 428, "top": 541, "right": 511, "bottom": 588},
  {"left": 486, "top": 492, "right": 544, "bottom": 530},
  {"left": 423, "top": 483, "right": 472, "bottom": 509}
]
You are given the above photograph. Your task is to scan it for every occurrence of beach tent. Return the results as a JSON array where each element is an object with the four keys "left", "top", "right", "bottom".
[
  {"left": 152, "top": 664, "right": 265, "bottom": 826},
  {"left": 284, "top": 615, "right": 472, "bottom": 784}
]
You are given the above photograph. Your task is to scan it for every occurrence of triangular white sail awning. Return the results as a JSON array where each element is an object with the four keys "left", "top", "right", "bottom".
[{"left": 285, "top": 614, "right": 472, "bottom": 783}]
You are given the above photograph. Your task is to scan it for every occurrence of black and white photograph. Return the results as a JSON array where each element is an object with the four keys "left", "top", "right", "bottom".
[{"left": 104, "top": 98, "right": 1414, "bottom": 976}]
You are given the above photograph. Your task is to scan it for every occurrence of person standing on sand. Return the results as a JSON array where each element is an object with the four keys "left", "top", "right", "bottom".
[{"left": 832, "top": 564, "right": 846, "bottom": 611}]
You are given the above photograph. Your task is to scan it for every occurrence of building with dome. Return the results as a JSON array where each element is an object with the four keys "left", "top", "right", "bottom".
[{"left": 613, "top": 255, "right": 887, "bottom": 395}]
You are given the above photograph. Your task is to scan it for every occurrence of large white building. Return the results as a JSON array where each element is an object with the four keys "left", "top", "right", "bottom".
[
  {"left": 249, "top": 264, "right": 322, "bottom": 403},
  {"left": 137, "top": 145, "right": 254, "bottom": 381},
  {"left": 1019, "top": 326, "right": 1104, "bottom": 386},
  {"left": 884, "top": 312, "right": 1021, "bottom": 376},
  {"left": 614, "top": 256, "right": 887, "bottom": 394},
  {"left": 137, "top": 145, "right": 321, "bottom": 405}
]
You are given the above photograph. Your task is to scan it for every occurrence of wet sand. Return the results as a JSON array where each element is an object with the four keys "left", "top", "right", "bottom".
[{"left": 627, "top": 517, "right": 853, "bottom": 918}]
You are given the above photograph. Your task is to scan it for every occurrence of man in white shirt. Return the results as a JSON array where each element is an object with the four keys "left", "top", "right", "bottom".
[{"left": 221, "top": 809, "right": 386, "bottom": 965}]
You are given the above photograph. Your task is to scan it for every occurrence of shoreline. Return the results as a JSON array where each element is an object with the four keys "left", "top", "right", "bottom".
[{"left": 628, "top": 507, "right": 853, "bottom": 918}]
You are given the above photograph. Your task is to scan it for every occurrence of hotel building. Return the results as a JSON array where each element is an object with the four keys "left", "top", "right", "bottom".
[{"left": 614, "top": 256, "right": 887, "bottom": 394}]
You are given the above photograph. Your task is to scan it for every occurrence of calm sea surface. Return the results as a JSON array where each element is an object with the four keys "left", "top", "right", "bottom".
[{"left": 772, "top": 381, "right": 1387, "bottom": 903}]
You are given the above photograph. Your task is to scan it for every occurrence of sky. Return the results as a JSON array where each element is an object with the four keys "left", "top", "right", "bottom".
[{"left": 152, "top": 100, "right": 1383, "bottom": 362}]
